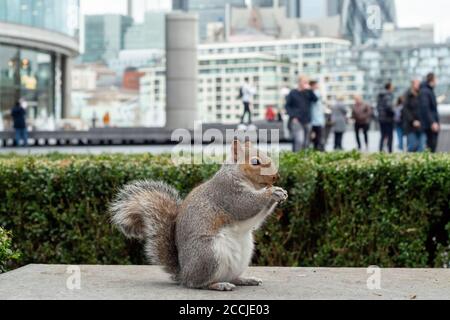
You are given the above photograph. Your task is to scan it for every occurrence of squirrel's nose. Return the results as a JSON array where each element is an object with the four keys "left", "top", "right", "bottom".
[{"left": 273, "top": 174, "right": 280, "bottom": 182}]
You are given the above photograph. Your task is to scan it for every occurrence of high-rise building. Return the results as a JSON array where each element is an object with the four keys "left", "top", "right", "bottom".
[
  {"left": 83, "top": 15, "right": 133, "bottom": 63},
  {"left": 282, "top": 0, "right": 300, "bottom": 18},
  {"left": 124, "top": 12, "right": 166, "bottom": 50},
  {"left": 172, "top": 0, "right": 246, "bottom": 40},
  {"left": 281, "top": 0, "right": 396, "bottom": 45},
  {"left": 282, "top": 0, "right": 333, "bottom": 19},
  {"left": 0, "top": 0, "right": 80, "bottom": 125},
  {"left": 378, "top": 24, "right": 434, "bottom": 47},
  {"left": 299, "top": 0, "right": 328, "bottom": 19},
  {"left": 327, "top": 0, "right": 344, "bottom": 16},
  {"left": 252, "top": 0, "right": 275, "bottom": 6},
  {"left": 340, "top": 0, "right": 397, "bottom": 44}
]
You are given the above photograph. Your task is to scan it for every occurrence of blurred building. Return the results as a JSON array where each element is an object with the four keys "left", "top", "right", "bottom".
[
  {"left": 139, "top": 66, "right": 166, "bottom": 127},
  {"left": 378, "top": 24, "right": 434, "bottom": 47},
  {"left": 225, "top": 6, "right": 341, "bottom": 42},
  {"left": 252, "top": 0, "right": 275, "bottom": 7},
  {"left": 198, "top": 52, "right": 295, "bottom": 123},
  {"left": 76, "top": 87, "right": 140, "bottom": 128},
  {"left": 72, "top": 64, "right": 117, "bottom": 91},
  {"left": 173, "top": 0, "right": 246, "bottom": 40},
  {"left": 330, "top": 43, "right": 450, "bottom": 105},
  {"left": 124, "top": 11, "right": 166, "bottom": 50},
  {"left": 138, "top": 37, "right": 362, "bottom": 126},
  {"left": 83, "top": 14, "right": 133, "bottom": 63},
  {"left": 140, "top": 52, "right": 294, "bottom": 125},
  {"left": 0, "top": 0, "right": 80, "bottom": 128},
  {"left": 122, "top": 68, "right": 145, "bottom": 91},
  {"left": 340, "top": 0, "right": 397, "bottom": 45},
  {"left": 107, "top": 49, "right": 164, "bottom": 76}
]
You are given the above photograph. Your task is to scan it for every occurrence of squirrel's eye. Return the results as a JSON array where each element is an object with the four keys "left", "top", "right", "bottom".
[{"left": 251, "top": 157, "right": 261, "bottom": 166}]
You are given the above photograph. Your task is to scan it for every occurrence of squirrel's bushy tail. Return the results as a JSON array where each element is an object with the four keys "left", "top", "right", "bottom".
[{"left": 110, "top": 180, "right": 181, "bottom": 276}]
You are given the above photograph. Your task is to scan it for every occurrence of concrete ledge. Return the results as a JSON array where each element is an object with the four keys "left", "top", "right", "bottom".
[{"left": 0, "top": 265, "right": 449, "bottom": 300}]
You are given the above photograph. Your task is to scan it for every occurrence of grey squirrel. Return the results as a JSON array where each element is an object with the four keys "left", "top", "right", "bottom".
[{"left": 110, "top": 140, "right": 288, "bottom": 291}]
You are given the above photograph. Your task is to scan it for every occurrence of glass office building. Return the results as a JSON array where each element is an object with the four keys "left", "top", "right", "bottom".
[
  {"left": 0, "top": 0, "right": 79, "bottom": 129},
  {"left": 341, "top": 0, "right": 397, "bottom": 44},
  {"left": 0, "top": 0, "right": 79, "bottom": 37},
  {"left": 83, "top": 14, "right": 133, "bottom": 63},
  {"left": 173, "top": 0, "right": 246, "bottom": 40}
]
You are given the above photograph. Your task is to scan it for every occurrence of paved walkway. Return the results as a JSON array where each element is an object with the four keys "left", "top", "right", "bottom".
[{"left": 0, "top": 265, "right": 449, "bottom": 300}]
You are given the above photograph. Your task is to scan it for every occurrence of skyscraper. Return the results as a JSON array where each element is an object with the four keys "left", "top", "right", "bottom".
[
  {"left": 282, "top": 0, "right": 333, "bottom": 19},
  {"left": 300, "top": 0, "right": 327, "bottom": 19},
  {"left": 173, "top": 0, "right": 246, "bottom": 40},
  {"left": 340, "top": 0, "right": 397, "bottom": 44},
  {"left": 281, "top": 0, "right": 396, "bottom": 44},
  {"left": 251, "top": 0, "right": 275, "bottom": 6},
  {"left": 83, "top": 15, "right": 133, "bottom": 63},
  {"left": 327, "top": 0, "right": 344, "bottom": 16}
]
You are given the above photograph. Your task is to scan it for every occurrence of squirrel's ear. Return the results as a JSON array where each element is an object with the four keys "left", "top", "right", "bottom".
[{"left": 231, "top": 139, "right": 242, "bottom": 163}]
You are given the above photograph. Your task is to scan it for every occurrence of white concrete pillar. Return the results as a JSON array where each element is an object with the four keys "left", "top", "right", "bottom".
[{"left": 165, "top": 12, "right": 199, "bottom": 130}]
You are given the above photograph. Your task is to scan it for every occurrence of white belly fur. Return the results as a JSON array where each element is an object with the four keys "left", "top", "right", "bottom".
[{"left": 212, "top": 203, "right": 277, "bottom": 283}]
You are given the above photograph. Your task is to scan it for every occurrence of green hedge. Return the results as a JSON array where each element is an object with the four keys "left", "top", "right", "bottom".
[
  {"left": 0, "top": 227, "right": 20, "bottom": 273},
  {"left": 0, "top": 152, "right": 449, "bottom": 269}
]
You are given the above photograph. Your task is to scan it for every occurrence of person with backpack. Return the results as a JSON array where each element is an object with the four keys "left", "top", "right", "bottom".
[
  {"left": 352, "top": 95, "right": 372, "bottom": 151},
  {"left": 239, "top": 78, "right": 256, "bottom": 125},
  {"left": 377, "top": 83, "right": 395, "bottom": 153}
]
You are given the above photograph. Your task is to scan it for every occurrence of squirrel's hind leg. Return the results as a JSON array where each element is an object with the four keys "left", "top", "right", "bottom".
[
  {"left": 207, "top": 282, "right": 236, "bottom": 291},
  {"left": 231, "top": 277, "right": 263, "bottom": 286}
]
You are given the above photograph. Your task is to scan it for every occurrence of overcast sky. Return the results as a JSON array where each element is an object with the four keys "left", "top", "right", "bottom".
[{"left": 80, "top": 0, "right": 450, "bottom": 42}]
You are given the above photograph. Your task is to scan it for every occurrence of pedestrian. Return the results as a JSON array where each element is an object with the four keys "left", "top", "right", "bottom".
[
  {"left": 394, "top": 96, "right": 405, "bottom": 151},
  {"left": 331, "top": 97, "right": 348, "bottom": 151},
  {"left": 265, "top": 105, "right": 276, "bottom": 122},
  {"left": 323, "top": 106, "right": 333, "bottom": 147},
  {"left": 352, "top": 95, "right": 372, "bottom": 151},
  {"left": 419, "top": 73, "right": 440, "bottom": 153},
  {"left": 239, "top": 78, "right": 256, "bottom": 125},
  {"left": 377, "top": 83, "right": 395, "bottom": 153},
  {"left": 11, "top": 99, "right": 28, "bottom": 147},
  {"left": 103, "top": 112, "right": 111, "bottom": 128},
  {"left": 91, "top": 111, "right": 98, "bottom": 129},
  {"left": 403, "top": 79, "right": 425, "bottom": 152},
  {"left": 285, "top": 76, "right": 318, "bottom": 152},
  {"left": 309, "top": 80, "right": 325, "bottom": 151}
]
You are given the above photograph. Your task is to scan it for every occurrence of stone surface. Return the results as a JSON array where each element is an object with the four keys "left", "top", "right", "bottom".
[{"left": 0, "top": 265, "right": 449, "bottom": 300}]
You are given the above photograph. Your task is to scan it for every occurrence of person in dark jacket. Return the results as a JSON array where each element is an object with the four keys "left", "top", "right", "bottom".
[
  {"left": 11, "top": 100, "right": 28, "bottom": 147},
  {"left": 419, "top": 73, "right": 440, "bottom": 153},
  {"left": 377, "top": 83, "right": 395, "bottom": 153},
  {"left": 285, "top": 76, "right": 318, "bottom": 152},
  {"left": 394, "top": 96, "right": 405, "bottom": 151},
  {"left": 403, "top": 80, "right": 425, "bottom": 152},
  {"left": 352, "top": 95, "right": 372, "bottom": 151}
]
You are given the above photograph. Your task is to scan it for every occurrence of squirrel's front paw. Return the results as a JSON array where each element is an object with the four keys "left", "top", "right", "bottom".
[{"left": 270, "top": 187, "right": 288, "bottom": 203}]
